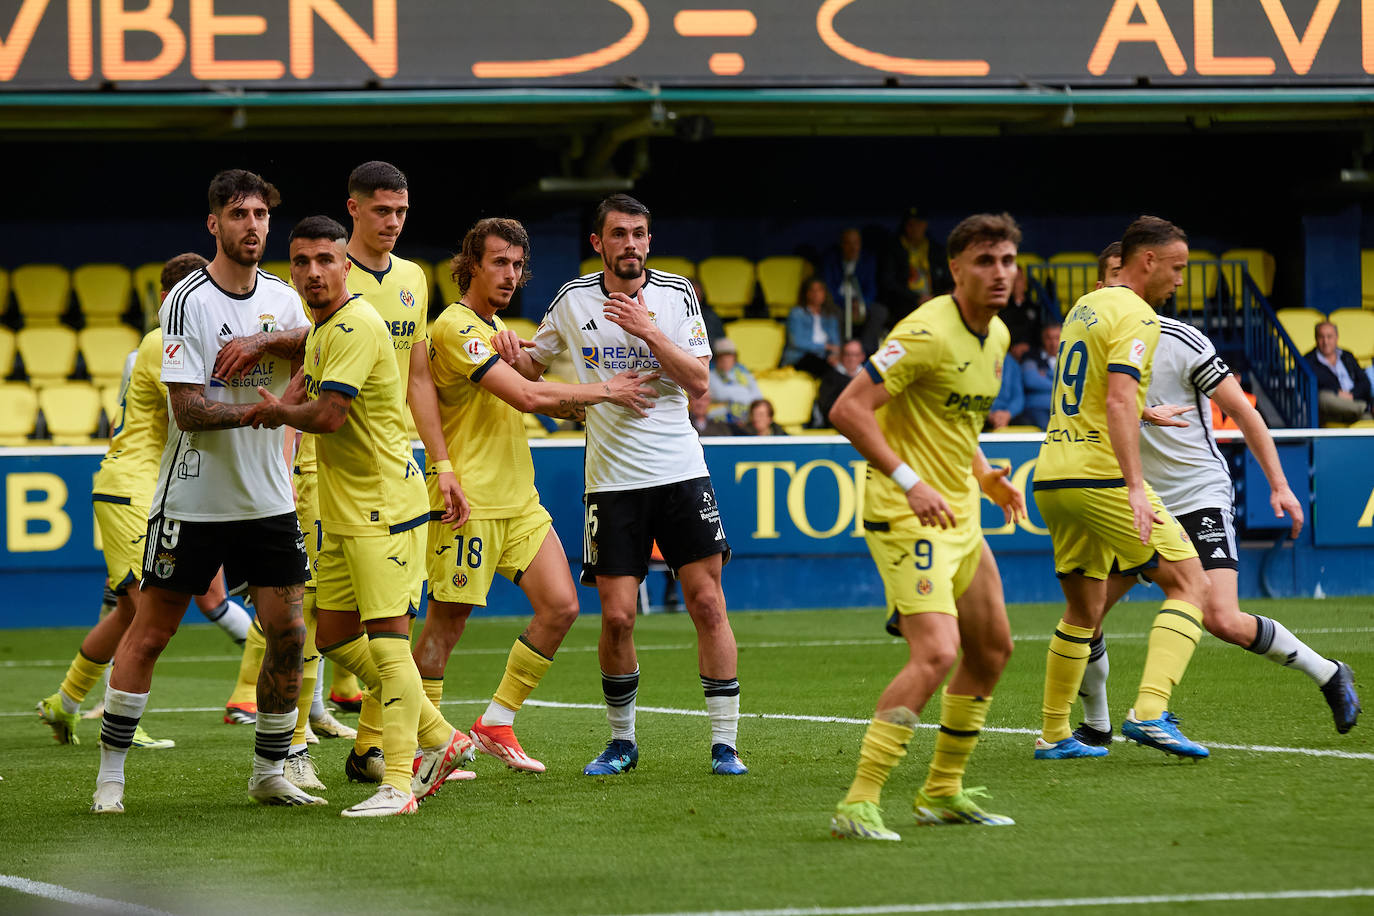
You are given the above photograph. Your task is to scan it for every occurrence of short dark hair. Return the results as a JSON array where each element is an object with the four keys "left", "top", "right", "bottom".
[
  {"left": 593, "top": 194, "right": 651, "bottom": 236},
  {"left": 1120, "top": 216, "right": 1187, "bottom": 264},
  {"left": 161, "top": 252, "right": 208, "bottom": 293},
  {"left": 207, "top": 169, "right": 280, "bottom": 214},
  {"left": 1097, "top": 241, "right": 1123, "bottom": 283},
  {"left": 451, "top": 217, "right": 532, "bottom": 293},
  {"left": 289, "top": 215, "right": 348, "bottom": 245},
  {"left": 946, "top": 212, "right": 1022, "bottom": 259},
  {"left": 348, "top": 160, "right": 408, "bottom": 197}
]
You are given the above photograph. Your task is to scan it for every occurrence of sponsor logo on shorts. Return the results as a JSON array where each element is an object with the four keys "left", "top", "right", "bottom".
[
  {"left": 154, "top": 552, "right": 176, "bottom": 579},
  {"left": 916, "top": 577, "right": 933, "bottom": 596}
]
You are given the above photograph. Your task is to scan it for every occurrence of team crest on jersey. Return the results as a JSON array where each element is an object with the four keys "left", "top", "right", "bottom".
[
  {"left": 873, "top": 340, "right": 907, "bottom": 372},
  {"left": 154, "top": 552, "right": 176, "bottom": 579},
  {"left": 994, "top": 357, "right": 1003, "bottom": 380},
  {"left": 465, "top": 338, "right": 491, "bottom": 364},
  {"left": 582, "top": 347, "right": 599, "bottom": 368},
  {"left": 916, "top": 577, "right": 933, "bottom": 596},
  {"left": 452, "top": 572, "right": 468, "bottom": 588},
  {"left": 258, "top": 314, "right": 278, "bottom": 333},
  {"left": 400, "top": 288, "right": 415, "bottom": 309},
  {"left": 312, "top": 343, "right": 321, "bottom": 368}
]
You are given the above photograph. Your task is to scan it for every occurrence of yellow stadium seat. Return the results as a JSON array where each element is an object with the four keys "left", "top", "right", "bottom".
[
  {"left": 0, "top": 382, "right": 39, "bottom": 444},
  {"left": 435, "top": 263, "right": 462, "bottom": 309},
  {"left": 72, "top": 263, "right": 134, "bottom": 327},
  {"left": 260, "top": 260, "right": 292, "bottom": 285},
  {"left": 16, "top": 326, "right": 79, "bottom": 388},
  {"left": 38, "top": 381, "right": 103, "bottom": 444},
  {"left": 1015, "top": 253, "right": 1045, "bottom": 271},
  {"left": 1362, "top": 250, "right": 1374, "bottom": 310},
  {"left": 503, "top": 317, "right": 539, "bottom": 340},
  {"left": 697, "top": 257, "right": 756, "bottom": 320},
  {"left": 408, "top": 257, "right": 436, "bottom": 305},
  {"left": 100, "top": 384, "right": 123, "bottom": 429},
  {"left": 1275, "top": 307, "right": 1326, "bottom": 356},
  {"left": 722, "top": 318, "right": 785, "bottom": 371},
  {"left": 579, "top": 257, "right": 602, "bottom": 276},
  {"left": 1328, "top": 308, "right": 1374, "bottom": 362},
  {"left": 550, "top": 428, "right": 586, "bottom": 439},
  {"left": 1220, "top": 248, "right": 1276, "bottom": 298},
  {"left": 647, "top": 255, "right": 696, "bottom": 279},
  {"left": 987, "top": 424, "right": 1044, "bottom": 434},
  {"left": 756, "top": 373, "right": 818, "bottom": 427},
  {"left": 756, "top": 256, "right": 809, "bottom": 319},
  {"left": 79, "top": 326, "right": 141, "bottom": 389},
  {"left": 1347, "top": 418, "right": 1374, "bottom": 429},
  {"left": 1046, "top": 252, "right": 1098, "bottom": 312},
  {"left": 12, "top": 264, "right": 71, "bottom": 327},
  {"left": 0, "top": 326, "right": 14, "bottom": 378},
  {"left": 133, "top": 261, "right": 164, "bottom": 329},
  {"left": 0, "top": 267, "right": 9, "bottom": 315},
  {"left": 1177, "top": 250, "right": 1219, "bottom": 311},
  {"left": 522, "top": 412, "right": 549, "bottom": 439}
]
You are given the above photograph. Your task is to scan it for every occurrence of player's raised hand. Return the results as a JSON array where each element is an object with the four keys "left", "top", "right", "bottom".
[
  {"left": 283, "top": 367, "right": 307, "bottom": 405},
  {"left": 438, "top": 472, "right": 470, "bottom": 529},
  {"left": 213, "top": 333, "right": 268, "bottom": 380},
  {"left": 603, "top": 370, "right": 661, "bottom": 417},
  {"left": 978, "top": 464, "right": 1026, "bottom": 524},
  {"left": 1271, "top": 484, "right": 1305, "bottom": 539},
  {"left": 247, "top": 386, "right": 286, "bottom": 429},
  {"left": 603, "top": 289, "right": 654, "bottom": 339},
  {"left": 1127, "top": 484, "right": 1162, "bottom": 544},
  {"left": 1141, "top": 404, "right": 1194, "bottom": 427},
  {"left": 908, "top": 481, "right": 957, "bottom": 530},
  {"left": 491, "top": 329, "right": 533, "bottom": 365}
]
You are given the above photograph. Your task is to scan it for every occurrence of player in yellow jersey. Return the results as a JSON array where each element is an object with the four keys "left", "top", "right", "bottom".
[
  {"left": 35, "top": 253, "right": 253, "bottom": 749},
  {"left": 827, "top": 213, "right": 1026, "bottom": 841},
  {"left": 218, "top": 161, "right": 466, "bottom": 789},
  {"left": 247, "top": 216, "right": 473, "bottom": 817},
  {"left": 1032, "top": 216, "right": 1211, "bottom": 761},
  {"left": 415, "top": 217, "right": 657, "bottom": 772}
]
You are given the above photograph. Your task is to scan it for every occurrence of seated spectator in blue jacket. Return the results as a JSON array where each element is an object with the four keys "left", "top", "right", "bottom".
[
  {"left": 707, "top": 337, "right": 762, "bottom": 429},
  {"left": 985, "top": 354, "right": 1024, "bottom": 431},
  {"left": 784, "top": 277, "right": 842, "bottom": 376},
  {"left": 1020, "top": 323, "right": 1060, "bottom": 429},
  {"left": 821, "top": 228, "right": 888, "bottom": 353},
  {"left": 1306, "top": 320, "right": 1372, "bottom": 424}
]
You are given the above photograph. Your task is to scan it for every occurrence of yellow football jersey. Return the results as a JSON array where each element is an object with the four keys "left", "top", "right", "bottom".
[
  {"left": 863, "top": 295, "right": 1009, "bottom": 522},
  {"left": 427, "top": 302, "right": 538, "bottom": 519},
  {"left": 304, "top": 295, "right": 428, "bottom": 536},
  {"left": 1034, "top": 286, "right": 1160, "bottom": 485},
  {"left": 93, "top": 328, "right": 167, "bottom": 503},
  {"left": 297, "top": 253, "right": 428, "bottom": 474}
]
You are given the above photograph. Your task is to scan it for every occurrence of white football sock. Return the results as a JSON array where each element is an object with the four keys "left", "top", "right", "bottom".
[
  {"left": 1078, "top": 636, "right": 1111, "bottom": 731},
  {"left": 1248, "top": 615, "right": 1338, "bottom": 684}
]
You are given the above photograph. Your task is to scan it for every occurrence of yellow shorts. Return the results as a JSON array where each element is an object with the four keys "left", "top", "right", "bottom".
[
  {"left": 863, "top": 515, "right": 984, "bottom": 620},
  {"left": 93, "top": 498, "right": 149, "bottom": 594},
  {"left": 294, "top": 467, "right": 320, "bottom": 589},
  {"left": 426, "top": 502, "right": 553, "bottom": 606},
  {"left": 315, "top": 526, "right": 425, "bottom": 622},
  {"left": 1034, "top": 482, "right": 1197, "bottom": 580}
]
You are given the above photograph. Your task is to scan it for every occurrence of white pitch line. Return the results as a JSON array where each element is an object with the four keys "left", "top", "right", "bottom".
[
  {"left": 0, "top": 874, "right": 174, "bottom": 915},
  {"left": 607, "top": 887, "right": 1374, "bottom": 916},
  {"left": 5, "top": 625, "right": 1372, "bottom": 669}
]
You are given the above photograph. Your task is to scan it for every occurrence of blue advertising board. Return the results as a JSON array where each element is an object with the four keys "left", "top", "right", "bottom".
[{"left": 1311, "top": 435, "right": 1374, "bottom": 547}]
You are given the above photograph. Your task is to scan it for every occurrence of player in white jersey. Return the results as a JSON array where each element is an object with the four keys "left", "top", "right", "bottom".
[
  {"left": 91, "top": 170, "right": 320, "bottom": 814},
  {"left": 1060, "top": 244, "right": 1361, "bottom": 749},
  {"left": 517, "top": 194, "right": 745, "bottom": 775}
]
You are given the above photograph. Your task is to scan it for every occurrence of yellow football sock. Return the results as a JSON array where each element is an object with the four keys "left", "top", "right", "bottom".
[
  {"left": 355, "top": 694, "right": 383, "bottom": 754},
  {"left": 1134, "top": 599, "right": 1203, "bottom": 721},
  {"left": 367, "top": 634, "right": 425, "bottom": 792},
  {"left": 922, "top": 691, "right": 990, "bottom": 798},
  {"left": 228, "top": 619, "right": 266, "bottom": 707},
  {"left": 1042, "top": 621, "right": 1095, "bottom": 743},
  {"left": 291, "top": 592, "right": 319, "bottom": 747},
  {"left": 422, "top": 677, "right": 444, "bottom": 708},
  {"left": 321, "top": 633, "right": 385, "bottom": 755},
  {"left": 842, "top": 715, "right": 914, "bottom": 806},
  {"left": 491, "top": 637, "right": 553, "bottom": 713},
  {"left": 330, "top": 663, "right": 361, "bottom": 701},
  {"left": 60, "top": 650, "right": 108, "bottom": 705}
]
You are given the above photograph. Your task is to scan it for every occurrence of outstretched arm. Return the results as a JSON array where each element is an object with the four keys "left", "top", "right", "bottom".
[
  {"left": 247, "top": 387, "right": 352, "bottom": 434},
  {"left": 479, "top": 358, "right": 658, "bottom": 419},
  {"left": 1214, "top": 375, "right": 1303, "bottom": 538},
  {"left": 167, "top": 383, "right": 256, "bottom": 431}
]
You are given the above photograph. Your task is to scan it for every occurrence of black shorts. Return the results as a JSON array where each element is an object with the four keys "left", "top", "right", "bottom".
[
  {"left": 142, "top": 512, "right": 309, "bottom": 595},
  {"left": 1175, "top": 507, "right": 1239, "bottom": 571},
  {"left": 581, "top": 476, "right": 731, "bottom": 585}
]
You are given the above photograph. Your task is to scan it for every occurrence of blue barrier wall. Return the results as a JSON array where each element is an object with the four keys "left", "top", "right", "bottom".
[{"left": 2, "top": 433, "right": 1371, "bottom": 628}]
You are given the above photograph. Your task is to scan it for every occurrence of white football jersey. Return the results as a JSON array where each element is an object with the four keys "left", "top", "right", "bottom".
[
  {"left": 151, "top": 267, "right": 308, "bottom": 522},
  {"left": 1139, "top": 316, "right": 1234, "bottom": 516},
  {"left": 530, "top": 269, "right": 713, "bottom": 493}
]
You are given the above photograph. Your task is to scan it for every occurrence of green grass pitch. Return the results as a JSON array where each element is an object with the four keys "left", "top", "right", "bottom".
[{"left": 1, "top": 597, "right": 1371, "bottom": 915}]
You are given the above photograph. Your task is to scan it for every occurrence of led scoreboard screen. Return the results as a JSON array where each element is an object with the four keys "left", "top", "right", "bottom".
[{"left": 1, "top": 0, "right": 1372, "bottom": 91}]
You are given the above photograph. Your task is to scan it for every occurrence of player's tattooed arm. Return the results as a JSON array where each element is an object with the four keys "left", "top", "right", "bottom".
[
  {"left": 213, "top": 327, "right": 309, "bottom": 380},
  {"left": 246, "top": 387, "right": 352, "bottom": 434},
  {"left": 167, "top": 382, "right": 257, "bottom": 431},
  {"left": 548, "top": 398, "right": 588, "bottom": 421}
]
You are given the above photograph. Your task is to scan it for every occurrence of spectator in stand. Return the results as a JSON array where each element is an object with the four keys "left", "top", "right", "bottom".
[
  {"left": 986, "top": 353, "right": 1025, "bottom": 431},
  {"left": 1306, "top": 320, "right": 1372, "bottom": 424},
  {"left": 708, "top": 337, "right": 763, "bottom": 429},
  {"left": 880, "top": 206, "right": 952, "bottom": 322},
  {"left": 743, "top": 398, "right": 787, "bottom": 437},
  {"left": 822, "top": 228, "right": 888, "bottom": 354},
  {"left": 1020, "top": 323, "right": 1061, "bottom": 429},
  {"left": 784, "top": 277, "right": 842, "bottom": 376},
  {"left": 689, "top": 389, "right": 734, "bottom": 437},
  {"left": 812, "top": 338, "right": 867, "bottom": 428},
  {"left": 692, "top": 278, "right": 726, "bottom": 346},
  {"left": 1000, "top": 266, "right": 1044, "bottom": 360}
]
